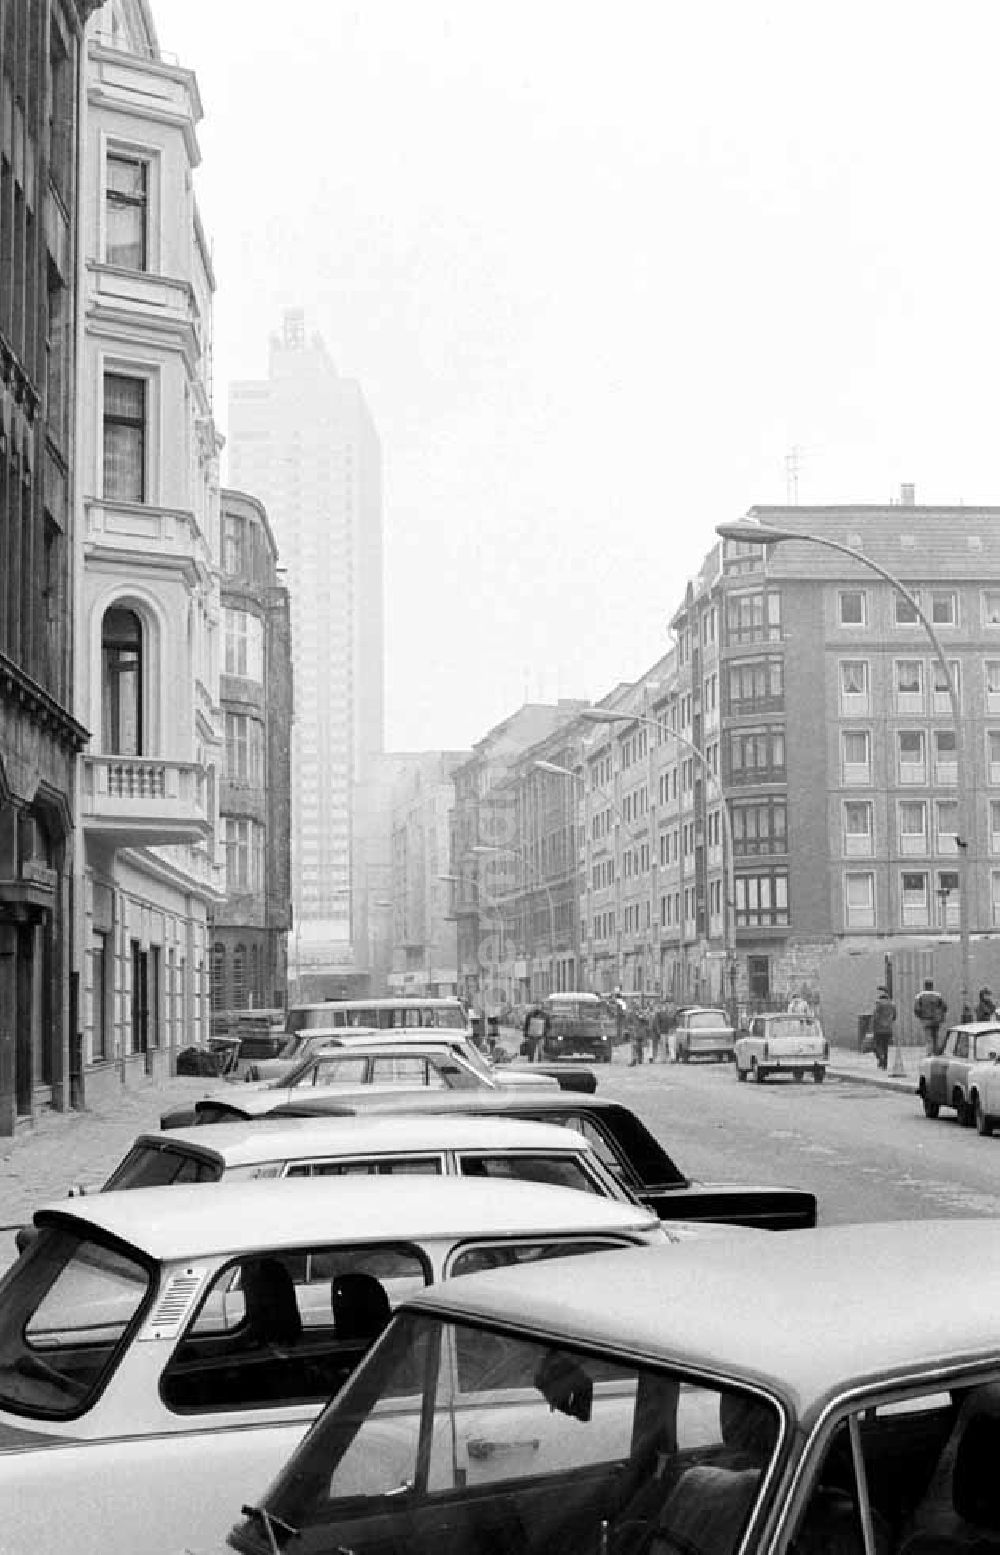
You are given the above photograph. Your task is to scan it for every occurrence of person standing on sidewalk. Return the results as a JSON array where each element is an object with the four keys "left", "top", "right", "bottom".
[
  {"left": 975, "top": 986, "right": 996, "bottom": 1023},
  {"left": 872, "top": 985, "right": 896, "bottom": 1071},
  {"left": 913, "top": 978, "right": 947, "bottom": 1056},
  {"left": 627, "top": 1005, "right": 645, "bottom": 1066}
]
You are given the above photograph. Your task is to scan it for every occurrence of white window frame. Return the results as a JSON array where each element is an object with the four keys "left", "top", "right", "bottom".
[
  {"left": 841, "top": 730, "right": 871, "bottom": 787},
  {"left": 897, "top": 730, "right": 926, "bottom": 786},
  {"left": 839, "top": 659, "right": 870, "bottom": 715},
  {"left": 894, "top": 659, "right": 924, "bottom": 714},
  {"left": 897, "top": 800, "right": 927, "bottom": 857},
  {"left": 844, "top": 871, "right": 875, "bottom": 929},
  {"left": 838, "top": 590, "right": 867, "bottom": 628},
  {"left": 984, "top": 590, "right": 1000, "bottom": 629},
  {"left": 894, "top": 589, "right": 920, "bottom": 626},
  {"left": 843, "top": 800, "right": 873, "bottom": 857},
  {"left": 100, "top": 133, "right": 160, "bottom": 273},
  {"left": 934, "top": 800, "right": 959, "bottom": 856},
  {"left": 936, "top": 870, "right": 960, "bottom": 929},
  {"left": 931, "top": 659, "right": 961, "bottom": 714},
  {"left": 989, "top": 731, "right": 1000, "bottom": 786},
  {"left": 986, "top": 662, "right": 1000, "bottom": 715},
  {"left": 992, "top": 870, "right": 1000, "bottom": 927},
  {"left": 934, "top": 729, "right": 958, "bottom": 786},
  {"left": 929, "top": 590, "right": 958, "bottom": 628},
  {"left": 100, "top": 360, "right": 160, "bottom": 507},
  {"left": 900, "top": 869, "right": 930, "bottom": 929},
  {"left": 991, "top": 799, "right": 1000, "bottom": 856}
]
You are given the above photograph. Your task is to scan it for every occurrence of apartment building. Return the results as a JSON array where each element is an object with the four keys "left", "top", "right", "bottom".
[
  {"left": 0, "top": 0, "right": 98, "bottom": 1131},
  {"left": 211, "top": 490, "right": 292, "bottom": 1015},
  {"left": 387, "top": 752, "right": 466, "bottom": 997},
  {"left": 75, "top": 0, "right": 224, "bottom": 1101},
  {"left": 228, "top": 312, "right": 384, "bottom": 992}
]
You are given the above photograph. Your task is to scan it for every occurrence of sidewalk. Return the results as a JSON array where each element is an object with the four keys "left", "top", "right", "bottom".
[{"left": 825, "top": 1043, "right": 918, "bottom": 1095}]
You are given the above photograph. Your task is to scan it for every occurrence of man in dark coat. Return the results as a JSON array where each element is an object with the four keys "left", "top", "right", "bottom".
[
  {"left": 872, "top": 985, "right": 896, "bottom": 1071},
  {"left": 913, "top": 978, "right": 947, "bottom": 1057}
]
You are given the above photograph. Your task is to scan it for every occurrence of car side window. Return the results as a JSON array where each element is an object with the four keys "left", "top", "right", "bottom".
[
  {"left": 954, "top": 1034, "right": 969, "bottom": 1060},
  {"left": 162, "top": 1244, "right": 429, "bottom": 1415},
  {"left": 562, "top": 1114, "right": 629, "bottom": 1179},
  {"left": 311, "top": 1057, "right": 368, "bottom": 1087}
]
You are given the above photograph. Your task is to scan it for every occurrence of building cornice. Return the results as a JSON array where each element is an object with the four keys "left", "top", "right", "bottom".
[{"left": 0, "top": 653, "right": 90, "bottom": 752}]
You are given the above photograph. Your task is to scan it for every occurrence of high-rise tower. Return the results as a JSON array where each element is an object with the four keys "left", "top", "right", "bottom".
[{"left": 228, "top": 313, "right": 384, "bottom": 989}]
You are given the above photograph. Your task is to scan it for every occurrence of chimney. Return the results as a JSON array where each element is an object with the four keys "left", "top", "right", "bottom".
[{"left": 900, "top": 483, "right": 915, "bottom": 507}]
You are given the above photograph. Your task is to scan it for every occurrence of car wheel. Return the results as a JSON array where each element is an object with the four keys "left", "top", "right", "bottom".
[
  {"left": 920, "top": 1088, "right": 939, "bottom": 1119},
  {"left": 975, "top": 1095, "right": 994, "bottom": 1137},
  {"left": 955, "top": 1089, "right": 974, "bottom": 1127},
  {"left": 814, "top": 1066, "right": 825, "bottom": 1084},
  {"left": 752, "top": 1057, "right": 765, "bottom": 1084},
  {"left": 736, "top": 1062, "right": 747, "bottom": 1083},
  {"left": 793, "top": 1069, "right": 804, "bottom": 1083}
]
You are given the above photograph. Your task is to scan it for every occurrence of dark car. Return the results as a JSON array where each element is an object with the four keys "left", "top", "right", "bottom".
[
  {"left": 536, "top": 993, "right": 615, "bottom": 1063},
  {"left": 268, "top": 1089, "right": 817, "bottom": 1231}
]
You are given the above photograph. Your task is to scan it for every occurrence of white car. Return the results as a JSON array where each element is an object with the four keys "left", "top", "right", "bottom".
[
  {"left": 673, "top": 1006, "right": 736, "bottom": 1063},
  {"left": 161, "top": 1035, "right": 559, "bottom": 1128},
  {"left": 734, "top": 1012, "right": 829, "bottom": 1084},
  {"left": 964, "top": 1047, "right": 1000, "bottom": 1135},
  {"left": 0, "top": 1176, "right": 667, "bottom": 1555}
]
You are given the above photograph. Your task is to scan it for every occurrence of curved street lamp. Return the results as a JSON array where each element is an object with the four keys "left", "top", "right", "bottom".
[
  {"left": 580, "top": 708, "right": 737, "bottom": 1025},
  {"left": 716, "top": 517, "right": 972, "bottom": 1024}
]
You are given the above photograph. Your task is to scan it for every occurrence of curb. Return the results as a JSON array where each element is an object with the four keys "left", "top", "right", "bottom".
[{"left": 826, "top": 1062, "right": 915, "bottom": 1095}]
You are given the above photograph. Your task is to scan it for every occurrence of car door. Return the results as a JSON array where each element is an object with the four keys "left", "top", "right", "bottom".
[
  {"left": 926, "top": 1033, "right": 953, "bottom": 1104},
  {"left": 945, "top": 1030, "right": 970, "bottom": 1106}
]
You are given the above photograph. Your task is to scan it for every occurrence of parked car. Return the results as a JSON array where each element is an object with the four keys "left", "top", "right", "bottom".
[
  {"left": 230, "top": 1220, "right": 1000, "bottom": 1555},
  {"left": 734, "top": 1011, "right": 829, "bottom": 1084},
  {"left": 673, "top": 1005, "right": 736, "bottom": 1063},
  {"left": 271, "top": 1089, "right": 818, "bottom": 1230},
  {"left": 0, "top": 1176, "right": 668, "bottom": 1555},
  {"left": 160, "top": 1036, "right": 566, "bottom": 1129},
  {"left": 534, "top": 992, "right": 615, "bottom": 1063},
  {"left": 80, "top": 1114, "right": 633, "bottom": 1198},
  {"left": 917, "top": 1020, "right": 1000, "bottom": 1123}
]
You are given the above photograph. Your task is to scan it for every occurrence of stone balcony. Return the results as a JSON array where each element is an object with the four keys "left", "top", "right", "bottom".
[
  {"left": 81, "top": 755, "right": 212, "bottom": 847},
  {"left": 85, "top": 498, "right": 209, "bottom": 574}
]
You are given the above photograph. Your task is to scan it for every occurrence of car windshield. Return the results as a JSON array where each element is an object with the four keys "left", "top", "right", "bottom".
[
  {"left": 688, "top": 1011, "right": 727, "bottom": 1030},
  {"left": 0, "top": 1223, "right": 151, "bottom": 1419},
  {"left": 766, "top": 1017, "right": 821, "bottom": 1039},
  {"left": 231, "top": 1311, "right": 780, "bottom": 1555},
  {"left": 104, "top": 1143, "right": 223, "bottom": 1189}
]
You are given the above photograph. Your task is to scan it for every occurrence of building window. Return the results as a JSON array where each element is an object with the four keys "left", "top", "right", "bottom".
[
  {"left": 842, "top": 730, "right": 871, "bottom": 786},
  {"left": 734, "top": 871, "right": 788, "bottom": 928},
  {"left": 989, "top": 731, "right": 1000, "bottom": 786},
  {"left": 930, "top": 590, "right": 957, "bottom": 627},
  {"left": 897, "top": 730, "right": 926, "bottom": 785},
  {"left": 224, "top": 608, "right": 264, "bottom": 680},
  {"left": 725, "top": 658, "right": 783, "bottom": 715},
  {"left": 233, "top": 944, "right": 247, "bottom": 1010},
  {"left": 931, "top": 660, "right": 960, "bottom": 713},
  {"left": 92, "top": 932, "right": 110, "bottom": 1062},
  {"left": 223, "top": 513, "right": 246, "bottom": 575},
  {"left": 101, "top": 606, "right": 143, "bottom": 755},
  {"left": 986, "top": 663, "right": 1000, "bottom": 715},
  {"left": 106, "top": 153, "right": 148, "bottom": 270},
  {"left": 901, "top": 871, "right": 930, "bottom": 928},
  {"left": 225, "top": 818, "right": 265, "bottom": 892},
  {"left": 839, "top": 660, "right": 869, "bottom": 713},
  {"left": 839, "top": 590, "right": 866, "bottom": 627},
  {"left": 747, "top": 956, "right": 770, "bottom": 1001},
  {"left": 225, "top": 713, "right": 265, "bottom": 786},
  {"left": 895, "top": 591, "right": 920, "bottom": 626},
  {"left": 728, "top": 728, "right": 785, "bottom": 784},
  {"left": 732, "top": 799, "right": 787, "bottom": 857},
  {"left": 725, "top": 591, "right": 781, "bottom": 645},
  {"left": 934, "top": 729, "right": 958, "bottom": 784},
  {"left": 992, "top": 872, "right": 1000, "bottom": 927},
  {"left": 895, "top": 660, "right": 924, "bottom": 712},
  {"left": 843, "top": 800, "right": 873, "bottom": 857},
  {"left": 936, "top": 800, "right": 959, "bottom": 855},
  {"left": 897, "top": 800, "right": 927, "bottom": 856},
  {"left": 103, "top": 373, "right": 146, "bottom": 502},
  {"left": 845, "top": 871, "right": 875, "bottom": 929},
  {"left": 991, "top": 800, "right": 1000, "bottom": 855},
  {"left": 211, "top": 942, "right": 226, "bottom": 1009},
  {"left": 984, "top": 591, "right": 1000, "bottom": 628}
]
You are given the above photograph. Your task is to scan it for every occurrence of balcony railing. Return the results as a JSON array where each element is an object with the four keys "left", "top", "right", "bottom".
[{"left": 82, "top": 755, "right": 212, "bottom": 847}]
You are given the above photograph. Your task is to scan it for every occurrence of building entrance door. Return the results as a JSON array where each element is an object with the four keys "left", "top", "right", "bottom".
[{"left": 131, "top": 941, "right": 149, "bottom": 1061}]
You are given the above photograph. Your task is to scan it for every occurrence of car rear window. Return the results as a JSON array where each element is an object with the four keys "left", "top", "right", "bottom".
[
  {"left": 458, "top": 1153, "right": 602, "bottom": 1194},
  {"left": 0, "top": 1225, "right": 151, "bottom": 1419},
  {"left": 688, "top": 1011, "right": 728, "bottom": 1030},
  {"left": 104, "top": 1144, "right": 222, "bottom": 1189},
  {"left": 767, "top": 1017, "right": 822, "bottom": 1039}
]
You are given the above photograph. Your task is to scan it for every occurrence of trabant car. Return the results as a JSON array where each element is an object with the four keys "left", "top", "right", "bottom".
[
  {"left": 91, "top": 1114, "right": 632, "bottom": 1198},
  {"left": 227, "top": 1221, "right": 1000, "bottom": 1555},
  {"left": 961, "top": 1047, "right": 1000, "bottom": 1136},
  {"left": 917, "top": 1020, "right": 1000, "bottom": 1124},
  {"left": 673, "top": 1005, "right": 736, "bottom": 1063},
  {"left": 161, "top": 1036, "right": 563, "bottom": 1130},
  {"left": 734, "top": 1012, "right": 829, "bottom": 1084},
  {"left": 272, "top": 1090, "right": 818, "bottom": 1230},
  {"left": 0, "top": 1176, "right": 668, "bottom": 1555}
]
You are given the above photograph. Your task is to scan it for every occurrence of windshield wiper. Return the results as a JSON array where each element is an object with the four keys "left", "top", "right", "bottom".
[{"left": 240, "top": 1503, "right": 298, "bottom": 1554}]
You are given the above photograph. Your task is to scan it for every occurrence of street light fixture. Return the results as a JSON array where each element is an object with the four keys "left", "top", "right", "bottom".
[
  {"left": 716, "top": 517, "right": 972, "bottom": 1022},
  {"left": 580, "top": 707, "right": 738, "bottom": 1023}
]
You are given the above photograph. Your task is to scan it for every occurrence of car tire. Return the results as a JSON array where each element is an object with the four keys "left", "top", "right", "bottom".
[
  {"left": 752, "top": 1057, "right": 765, "bottom": 1084},
  {"left": 920, "top": 1090, "right": 939, "bottom": 1119},
  {"left": 975, "top": 1095, "right": 994, "bottom": 1137},
  {"left": 814, "top": 1066, "right": 825, "bottom": 1084},
  {"left": 955, "top": 1089, "right": 974, "bottom": 1127},
  {"left": 736, "top": 1062, "right": 747, "bottom": 1083},
  {"left": 793, "top": 1069, "right": 804, "bottom": 1083}
]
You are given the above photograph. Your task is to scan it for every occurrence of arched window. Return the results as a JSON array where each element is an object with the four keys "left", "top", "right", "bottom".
[
  {"left": 211, "top": 942, "right": 226, "bottom": 1011},
  {"left": 102, "top": 606, "right": 143, "bottom": 754},
  {"left": 232, "top": 943, "right": 247, "bottom": 1011}
]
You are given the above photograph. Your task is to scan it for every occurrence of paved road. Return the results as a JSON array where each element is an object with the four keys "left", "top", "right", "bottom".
[{"left": 597, "top": 1057, "right": 1000, "bottom": 1225}]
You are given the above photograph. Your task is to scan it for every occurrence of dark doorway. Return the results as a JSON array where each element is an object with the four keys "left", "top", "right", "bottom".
[
  {"left": 748, "top": 955, "right": 770, "bottom": 1003},
  {"left": 131, "top": 940, "right": 149, "bottom": 1062},
  {"left": 15, "top": 924, "right": 33, "bottom": 1116}
]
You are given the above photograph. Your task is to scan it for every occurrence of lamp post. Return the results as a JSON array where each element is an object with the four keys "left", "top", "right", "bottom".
[
  {"left": 580, "top": 708, "right": 738, "bottom": 1026},
  {"left": 716, "top": 518, "right": 972, "bottom": 1027}
]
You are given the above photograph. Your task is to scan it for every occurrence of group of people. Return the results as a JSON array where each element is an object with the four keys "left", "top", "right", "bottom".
[
  {"left": 871, "top": 978, "right": 997, "bottom": 1069},
  {"left": 617, "top": 999, "right": 679, "bottom": 1066}
]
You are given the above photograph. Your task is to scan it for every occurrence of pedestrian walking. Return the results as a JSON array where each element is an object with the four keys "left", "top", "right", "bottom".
[
  {"left": 872, "top": 985, "right": 896, "bottom": 1071},
  {"left": 653, "top": 1001, "right": 675, "bottom": 1064},
  {"left": 522, "top": 1005, "right": 549, "bottom": 1063},
  {"left": 976, "top": 986, "right": 997, "bottom": 1023},
  {"left": 913, "top": 978, "right": 947, "bottom": 1056},
  {"left": 628, "top": 1005, "right": 645, "bottom": 1067}
]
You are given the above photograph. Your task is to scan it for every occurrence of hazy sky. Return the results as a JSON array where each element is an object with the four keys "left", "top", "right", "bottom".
[{"left": 159, "top": 2, "right": 1000, "bottom": 752}]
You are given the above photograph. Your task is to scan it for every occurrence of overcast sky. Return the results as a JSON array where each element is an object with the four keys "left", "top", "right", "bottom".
[{"left": 159, "top": 2, "right": 1000, "bottom": 753}]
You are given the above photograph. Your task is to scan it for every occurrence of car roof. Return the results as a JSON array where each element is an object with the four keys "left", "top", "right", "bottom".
[
  {"left": 270, "top": 1089, "right": 623, "bottom": 1119},
  {"left": 290, "top": 998, "right": 464, "bottom": 1012},
  {"left": 37, "top": 1177, "right": 658, "bottom": 1261},
  {"left": 133, "top": 1113, "right": 590, "bottom": 1167},
  {"left": 545, "top": 993, "right": 601, "bottom": 1003},
  {"left": 303, "top": 1034, "right": 471, "bottom": 1051},
  {"left": 946, "top": 1022, "right": 1000, "bottom": 1036},
  {"left": 407, "top": 1221, "right": 1000, "bottom": 1410}
]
